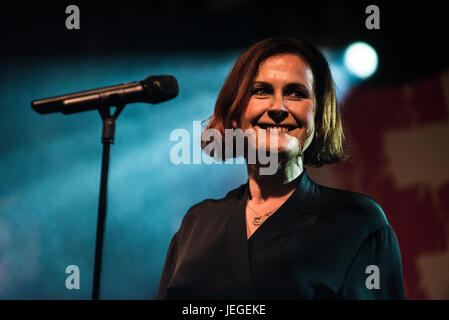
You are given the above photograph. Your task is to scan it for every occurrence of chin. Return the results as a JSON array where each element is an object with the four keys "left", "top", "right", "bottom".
[
  {"left": 246, "top": 132, "right": 302, "bottom": 159},
  {"left": 263, "top": 135, "right": 300, "bottom": 152},
  {"left": 253, "top": 143, "right": 301, "bottom": 159}
]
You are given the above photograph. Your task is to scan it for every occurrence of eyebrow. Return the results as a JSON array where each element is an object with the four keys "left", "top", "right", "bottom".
[
  {"left": 253, "top": 81, "right": 312, "bottom": 94},
  {"left": 253, "top": 81, "right": 311, "bottom": 92}
]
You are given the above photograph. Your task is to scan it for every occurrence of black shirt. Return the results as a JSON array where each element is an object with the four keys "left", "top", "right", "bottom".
[{"left": 157, "top": 170, "right": 405, "bottom": 299}]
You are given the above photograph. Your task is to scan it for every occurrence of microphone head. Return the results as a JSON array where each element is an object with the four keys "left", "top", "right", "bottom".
[{"left": 141, "top": 75, "right": 179, "bottom": 104}]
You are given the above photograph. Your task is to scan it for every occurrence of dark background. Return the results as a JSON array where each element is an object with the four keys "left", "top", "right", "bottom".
[{"left": 1, "top": 0, "right": 448, "bottom": 85}]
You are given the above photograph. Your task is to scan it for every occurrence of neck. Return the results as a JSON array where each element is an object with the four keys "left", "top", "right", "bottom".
[{"left": 246, "top": 156, "right": 304, "bottom": 204}]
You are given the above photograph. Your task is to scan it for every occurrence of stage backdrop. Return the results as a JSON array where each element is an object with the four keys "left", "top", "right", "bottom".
[{"left": 308, "top": 69, "right": 449, "bottom": 299}]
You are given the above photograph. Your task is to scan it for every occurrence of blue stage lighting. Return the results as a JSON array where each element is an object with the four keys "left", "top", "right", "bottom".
[{"left": 344, "top": 42, "right": 378, "bottom": 79}]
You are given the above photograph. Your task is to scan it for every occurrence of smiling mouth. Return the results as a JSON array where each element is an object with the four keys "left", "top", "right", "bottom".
[{"left": 255, "top": 123, "right": 298, "bottom": 132}]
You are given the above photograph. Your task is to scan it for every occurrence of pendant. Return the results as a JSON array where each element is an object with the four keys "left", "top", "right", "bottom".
[{"left": 252, "top": 216, "right": 262, "bottom": 226}]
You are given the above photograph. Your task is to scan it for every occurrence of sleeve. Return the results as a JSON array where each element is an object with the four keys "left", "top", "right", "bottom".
[
  {"left": 340, "top": 225, "right": 405, "bottom": 300},
  {"left": 156, "top": 231, "right": 179, "bottom": 300}
]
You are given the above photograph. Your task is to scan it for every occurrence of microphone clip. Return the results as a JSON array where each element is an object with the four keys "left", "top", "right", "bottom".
[{"left": 97, "top": 103, "right": 125, "bottom": 145}]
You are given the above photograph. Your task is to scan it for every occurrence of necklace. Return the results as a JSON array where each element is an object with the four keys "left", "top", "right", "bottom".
[{"left": 246, "top": 201, "right": 277, "bottom": 226}]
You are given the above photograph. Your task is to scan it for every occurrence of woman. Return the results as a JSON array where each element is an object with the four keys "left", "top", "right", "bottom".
[{"left": 157, "top": 37, "right": 405, "bottom": 299}]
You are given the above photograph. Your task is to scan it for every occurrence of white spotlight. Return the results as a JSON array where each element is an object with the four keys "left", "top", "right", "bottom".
[{"left": 344, "top": 42, "right": 378, "bottom": 79}]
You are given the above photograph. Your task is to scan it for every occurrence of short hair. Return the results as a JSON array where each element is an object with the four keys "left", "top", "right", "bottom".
[{"left": 201, "top": 37, "right": 346, "bottom": 167}]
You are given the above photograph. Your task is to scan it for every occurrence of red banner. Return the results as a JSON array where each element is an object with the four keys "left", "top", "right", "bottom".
[{"left": 308, "top": 70, "right": 449, "bottom": 299}]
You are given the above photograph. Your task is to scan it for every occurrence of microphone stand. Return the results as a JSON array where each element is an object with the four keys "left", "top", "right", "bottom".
[{"left": 92, "top": 103, "right": 125, "bottom": 300}]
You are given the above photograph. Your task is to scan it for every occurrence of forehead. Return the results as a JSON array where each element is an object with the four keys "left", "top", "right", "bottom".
[{"left": 256, "top": 54, "right": 313, "bottom": 88}]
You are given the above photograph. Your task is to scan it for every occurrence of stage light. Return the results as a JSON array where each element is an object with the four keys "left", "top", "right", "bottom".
[{"left": 344, "top": 42, "right": 378, "bottom": 79}]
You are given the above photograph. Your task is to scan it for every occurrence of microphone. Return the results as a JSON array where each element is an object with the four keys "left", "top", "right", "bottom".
[{"left": 31, "top": 75, "right": 179, "bottom": 115}]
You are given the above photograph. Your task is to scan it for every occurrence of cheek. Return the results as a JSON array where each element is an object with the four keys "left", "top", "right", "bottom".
[
  {"left": 240, "top": 99, "right": 267, "bottom": 129},
  {"left": 291, "top": 100, "right": 315, "bottom": 127},
  {"left": 304, "top": 101, "right": 315, "bottom": 123}
]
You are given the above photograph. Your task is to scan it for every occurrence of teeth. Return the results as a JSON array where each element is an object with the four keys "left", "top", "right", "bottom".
[
  {"left": 257, "top": 124, "right": 297, "bottom": 132},
  {"left": 259, "top": 125, "right": 289, "bottom": 132},
  {"left": 268, "top": 126, "right": 287, "bottom": 132}
]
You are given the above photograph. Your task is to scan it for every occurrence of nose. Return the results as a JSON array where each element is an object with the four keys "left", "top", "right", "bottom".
[{"left": 268, "top": 109, "right": 288, "bottom": 124}]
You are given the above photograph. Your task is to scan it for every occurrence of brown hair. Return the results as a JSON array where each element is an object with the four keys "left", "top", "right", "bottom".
[{"left": 201, "top": 37, "right": 346, "bottom": 167}]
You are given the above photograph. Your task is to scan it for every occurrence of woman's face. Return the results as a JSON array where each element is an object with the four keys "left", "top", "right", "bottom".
[{"left": 237, "top": 53, "right": 315, "bottom": 161}]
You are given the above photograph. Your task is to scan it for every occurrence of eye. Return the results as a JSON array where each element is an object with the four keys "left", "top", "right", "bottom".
[
  {"left": 286, "top": 89, "right": 308, "bottom": 100},
  {"left": 252, "top": 87, "right": 270, "bottom": 96},
  {"left": 283, "top": 84, "right": 310, "bottom": 100}
]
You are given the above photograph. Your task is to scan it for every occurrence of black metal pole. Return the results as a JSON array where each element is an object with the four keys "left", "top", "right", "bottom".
[
  {"left": 92, "top": 105, "right": 124, "bottom": 300},
  {"left": 92, "top": 140, "right": 111, "bottom": 300}
]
